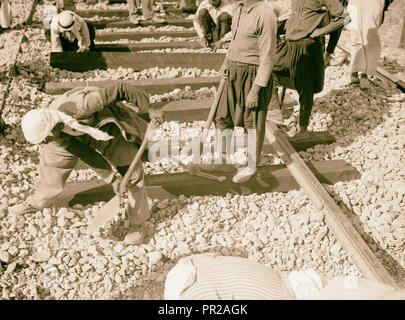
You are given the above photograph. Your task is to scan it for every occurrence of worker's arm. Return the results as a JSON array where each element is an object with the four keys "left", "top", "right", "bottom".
[
  {"left": 101, "top": 82, "right": 151, "bottom": 113},
  {"left": 310, "top": 0, "right": 350, "bottom": 38},
  {"left": 62, "top": 134, "right": 116, "bottom": 183},
  {"left": 50, "top": 27, "right": 63, "bottom": 52}
]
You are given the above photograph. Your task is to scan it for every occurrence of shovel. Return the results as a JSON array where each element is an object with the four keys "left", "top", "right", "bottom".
[
  {"left": 178, "top": 76, "right": 226, "bottom": 180},
  {"left": 86, "top": 121, "right": 156, "bottom": 234}
]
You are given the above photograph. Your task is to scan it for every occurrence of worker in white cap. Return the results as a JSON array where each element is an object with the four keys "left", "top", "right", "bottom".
[
  {"left": 164, "top": 253, "right": 405, "bottom": 300},
  {"left": 48, "top": 10, "right": 95, "bottom": 52},
  {"left": 9, "top": 82, "right": 163, "bottom": 245}
]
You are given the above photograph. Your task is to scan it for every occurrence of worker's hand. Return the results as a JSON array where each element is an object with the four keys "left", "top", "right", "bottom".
[
  {"left": 197, "top": 37, "right": 209, "bottom": 48},
  {"left": 112, "top": 176, "right": 125, "bottom": 196},
  {"left": 77, "top": 46, "right": 90, "bottom": 53},
  {"left": 219, "top": 62, "right": 228, "bottom": 80},
  {"left": 246, "top": 86, "right": 260, "bottom": 109},
  {"left": 210, "top": 40, "right": 223, "bottom": 51},
  {"left": 148, "top": 108, "right": 164, "bottom": 125}
]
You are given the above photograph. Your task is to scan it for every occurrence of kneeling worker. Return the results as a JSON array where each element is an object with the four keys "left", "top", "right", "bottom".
[
  {"left": 48, "top": 10, "right": 95, "bottom": 52},
  {"left": 10, "top": 82, "right": 163, "bottom": 244}
]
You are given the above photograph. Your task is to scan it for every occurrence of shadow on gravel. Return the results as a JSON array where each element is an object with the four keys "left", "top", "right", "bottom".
[
  {"left": 311, "top": 76, "right": 395, "bottom": 151},
  {"left": 327, "top": 189, "right": 405, "bottom": 282}
]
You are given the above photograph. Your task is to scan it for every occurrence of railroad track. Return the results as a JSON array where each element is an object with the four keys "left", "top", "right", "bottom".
[
  {"left": 2, "top": 0, "right": 401, "bottom": 297},
  {"left": 0, "top": 0, "right": 38, "bottom": 134}
]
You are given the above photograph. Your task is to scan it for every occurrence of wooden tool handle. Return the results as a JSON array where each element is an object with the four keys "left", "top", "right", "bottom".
[{"left": 118, "top": 121, "right": 155, "bottom": 194}]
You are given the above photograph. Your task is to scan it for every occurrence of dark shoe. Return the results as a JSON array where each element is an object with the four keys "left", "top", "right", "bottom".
[
  {"left": 350, "top": 72, "right": 359, "bottom": 84},
  {"left": 292, "top": 128, "right": 311, "bottom": 140}
]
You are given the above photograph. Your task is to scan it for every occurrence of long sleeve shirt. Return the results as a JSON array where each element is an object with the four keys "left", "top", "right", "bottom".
[
  {"left": 50, "top": 83, "right": 151, "bottom": 182},
  {"left": 193, "top": 0, "right": 235, "bottom": 40},
  {"left": 50, "top": 10, "right": 91, "bottom": 52},
  {"left": 227, "top": 1, "right": 278, "bottom": 87},
  {"left": 285, "top": 0, "right": 346, "bottom": 41}
]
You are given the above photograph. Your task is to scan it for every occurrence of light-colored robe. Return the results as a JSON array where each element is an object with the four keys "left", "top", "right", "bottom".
[{"left": 347, "top": 0, "right": 385, "bottom": 75}]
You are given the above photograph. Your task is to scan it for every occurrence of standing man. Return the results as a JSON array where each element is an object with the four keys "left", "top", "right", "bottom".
[
  {"left": 9, "top": 82, "right": 163, "bottom": 244},
  {"left": 270, "top": 0, "right": 348, "bottom": 138},
  {"left": 214, "top": 0, "right": 278, "bottom": 183},
  {"left": 348, "top": 0, "right": 392, "bottom": 89},
  {"left": 193, "top": 0, "right": 234, "bottom": 50},
  {"left": 48, "top": 10, "right": 95, "bottom": 52},
  {"left": 127, "top": 0, "right": 165, "bottom": 25}
]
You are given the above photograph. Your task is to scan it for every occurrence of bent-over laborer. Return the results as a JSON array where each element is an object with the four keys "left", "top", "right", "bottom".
[
  {"left": 193, "top": 0, "right": 234, "bottom": 50},
  {"left": 9, "top": 82, "right": 163, "bottom": 244},
  {"left": 270, "top": 0, "right": 348, "bottom": 138},
  {"left": 48, "top": 10, "right": 95, "bottom": 52},
  {"left": 164, "top": 253, "right": 405, "bottom": 300},
  {"left": 214, "top": 0, "right": 278, "bottom": 183}
]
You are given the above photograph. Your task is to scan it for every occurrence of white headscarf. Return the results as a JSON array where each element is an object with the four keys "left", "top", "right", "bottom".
[{"left": 21, "top": 109, "right": 113, "bottom": 144}]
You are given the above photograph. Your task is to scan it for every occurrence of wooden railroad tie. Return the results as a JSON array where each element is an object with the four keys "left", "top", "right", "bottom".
[
  {"left": 149, "top": 96, "right": 297, "bottom": 122},
  {"left": 264, "top": 121, "right": 399, "bottom": 289},
  {"left": 95, "top": 30, "right": 197, "bottom": 42},
  {"left": 88, "top": 18, "right": 193, "bottom": 29},
  {"left": 50, "top": 51, "right": 225, "bottom": 71},
  {"left": 93, "top": 41, "right": 201, "bottom": 52},
  {"left": 57, "top": 159, "right": 358, "bottom": 207},
  {"left": 45, "top": 77, "right": 222, "bottom": 95},
  {"left": 75, "top": 8, "right": 185, "bottom": 18}
]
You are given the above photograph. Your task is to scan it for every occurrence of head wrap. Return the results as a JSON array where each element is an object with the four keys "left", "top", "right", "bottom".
[{"left": 21, "top": 109, "right": 113, "bottom": 145}]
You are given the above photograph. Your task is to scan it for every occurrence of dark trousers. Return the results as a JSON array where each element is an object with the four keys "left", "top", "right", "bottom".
[
  {"left": 197, "top": 9, "right": 232, "bottom": 45},
  {"left": 273, "top": 38, "right": 325, "bottom": 129},
  {"left": 45, "top": 22, "right": 96, "bottom": 51}
]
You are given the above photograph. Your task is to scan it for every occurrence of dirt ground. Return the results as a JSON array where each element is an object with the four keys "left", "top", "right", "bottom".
[{"left": 379, "top": 0, "right": 405, "bottom": 80}]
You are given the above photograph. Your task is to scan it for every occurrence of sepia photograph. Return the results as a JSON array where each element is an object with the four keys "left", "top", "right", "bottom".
[{"left": 0, "top": 0, "right": 404, "bottom": 305}]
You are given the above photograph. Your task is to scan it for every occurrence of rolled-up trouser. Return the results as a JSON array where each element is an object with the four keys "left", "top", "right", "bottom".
[
  {"left": 27, "top": 129, "right": 150, "bottom": 226},
  {"left": 0, "top": 0, "right": 11, "bottom": 28}
]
